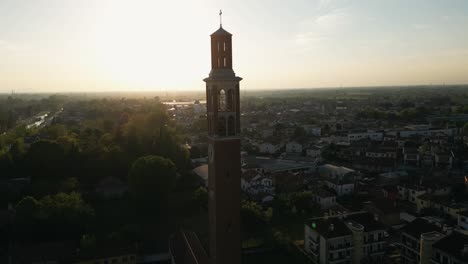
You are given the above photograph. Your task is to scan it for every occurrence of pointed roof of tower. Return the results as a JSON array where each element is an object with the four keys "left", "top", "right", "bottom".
[{"left": 211, "top": 26, "right": 232, "bottom": 36}]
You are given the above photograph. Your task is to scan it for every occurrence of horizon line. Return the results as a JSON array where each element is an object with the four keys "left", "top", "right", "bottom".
[{"left": 2, "top": 83, "right": 468, "bottom": 95}]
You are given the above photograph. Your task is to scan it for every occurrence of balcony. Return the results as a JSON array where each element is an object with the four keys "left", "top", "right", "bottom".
[
  {"left": 308, "top": 247, "right": 319, "bottom": 257},
  {"left": 329, "top": 243, "right": 352, "bottom": 252},
  {"left": 308, "top": 235, "right": 319, "bottom": 244},
  {"left": 364, "top": 237, "right": 385, "bottom": 244},
  {"left": 329, "top": 257, "right": 351, "bottom": 264},
  {"left": 367, "top": 249, "right": 385, "bottom": 256}
]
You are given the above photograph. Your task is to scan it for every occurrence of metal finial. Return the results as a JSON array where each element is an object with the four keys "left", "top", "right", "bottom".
[{"left": 219, "top": 9, "right": 222, "bottom": 27}]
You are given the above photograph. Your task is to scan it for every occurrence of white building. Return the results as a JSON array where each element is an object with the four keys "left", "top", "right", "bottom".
[
  {"left": 241, "top": 170, "right": 274, "bottom": 196},
  {"left": 458, "top": 211, "right": 468, "bottom": 230},
  {"left": 304, "top": 213, "right": 386, "bottom": 264},
  {"left": 397, "top": 185, "right": 426, "bottom": 204},
  {"left": 325, "top": 179, "right": 355, "bottom": 197},
  {"left": 431, "top": 232, "right": 468, "bottom": 264},
  {"left": 305, "top": 217, "right": 353, "bottom": 264},
  {"left": 314, "top": 189, "right": 337, "bottom": 210},
  {"left": 261, "top": 129, "right": 274, "bottom": 138},
  {"left": 318, "top": 164, "right": 355, "bottom": 179},
  {"left": 416, "top": 194, "right": 466, "bottom": 219},
  {"left": 348, "top": 132, "right": 383, "bottom": 142},
  {"left": 304, "top": 125, "right": 322, "bottom": 137},
  {"left": 306, "top": 146, "right": 322, "bottom": 160},
  {"left": 396, "top": 127, "right": 456, "bottom": 138},
  {"left": 193, "top": 103, "right": 206, "bottom": 115},
  {"left": 259, "top": 142, "right": 282, "bottom": 154},
  {"left": 286, "top": 141, "right": 302, "bottom": 153}
]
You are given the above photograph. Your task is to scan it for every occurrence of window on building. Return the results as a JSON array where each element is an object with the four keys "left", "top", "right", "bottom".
[
  {"left": 223, "top": 42, "right": 226, "bottom": 51},
  {"left": 224, "top": 57, "right": 227, "bottom": 67},
  {"left": 442, "top": 255, "right": 448, "bottom": 264},
  {"left": 218, "top": 89, "right": 226, "bottom": 111}
]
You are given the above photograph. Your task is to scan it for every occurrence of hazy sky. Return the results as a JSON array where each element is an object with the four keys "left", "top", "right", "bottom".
[{"left": 1, "top": 0, "right": 468, "bottom": 93}]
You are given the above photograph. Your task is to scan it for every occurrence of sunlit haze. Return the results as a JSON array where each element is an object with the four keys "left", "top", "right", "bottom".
[{"left": 1, "top": 0, "right": 468, "bottom": 93}]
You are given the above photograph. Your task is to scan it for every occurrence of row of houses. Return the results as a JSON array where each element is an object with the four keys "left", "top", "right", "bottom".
[
  {"left": 347, "top": 126, "right": 457, "bottom": 142},
  {"left": 257, "top": 141, "right": 317, "bottom": 155}
]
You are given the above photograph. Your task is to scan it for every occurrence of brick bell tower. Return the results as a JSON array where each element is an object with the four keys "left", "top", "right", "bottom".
[{"left": 203, "top": 13, "right": 242, "bottom": 264}]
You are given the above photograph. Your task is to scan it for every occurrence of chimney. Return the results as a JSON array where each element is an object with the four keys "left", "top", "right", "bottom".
[
  {"left": 329, "top": 224, "right": 334, "bottom": 231},
  {"left": 442, "top": 224, "right": 448, "bottom": 233},
  {"left": 338, "top": 212, "right": 343, "bottom": 220},
  {"left": 463, "top": 245, "right": 468, "bottom": 256},
  {"left": 446, "top": 227, "right": 453, "bottom": 235}
]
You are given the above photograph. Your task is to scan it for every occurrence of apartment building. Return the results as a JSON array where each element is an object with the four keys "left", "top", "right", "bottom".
[{"left": 304, "top": 212, "right": 386, "bottom": 264}]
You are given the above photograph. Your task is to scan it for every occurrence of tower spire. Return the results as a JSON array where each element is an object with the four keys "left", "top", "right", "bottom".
[{"left": 219, "top": 9, "right": 222, "bottom": 27}]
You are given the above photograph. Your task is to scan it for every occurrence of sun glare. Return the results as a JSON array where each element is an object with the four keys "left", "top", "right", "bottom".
[{"left": 91, "top": 1, "right": 211, "bottom": 90}]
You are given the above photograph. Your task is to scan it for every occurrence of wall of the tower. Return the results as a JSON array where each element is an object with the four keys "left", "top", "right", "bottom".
[
  {"left": 205, "top": 26, "right": 242, "bottom": 264},
  {"left": 211, "top": 36, "right": 232, "bottom": 69},
  {"left": 208, "top": 138, "right": 241, "bottom": 264}
]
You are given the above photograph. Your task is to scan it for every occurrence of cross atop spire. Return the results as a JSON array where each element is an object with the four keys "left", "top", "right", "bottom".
[{"left": 219, "top": 9, "right": 222, "bottom": 27}]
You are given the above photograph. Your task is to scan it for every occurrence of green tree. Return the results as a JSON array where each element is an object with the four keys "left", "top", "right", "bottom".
[
  {"left": 290, "top": 191, "right": 315, "bottom": 213},
  {"left": 60, "top": 177, "right": 79, "bottom": 193},
  {"left": 15, "top": 192, "right": 94, "bottom": 240},
  {"left": 293, "top": 126, "right": 307, "bottom": 139},
  {"left": 193, "top": 187, "right": 208, "bottom": 210},
  {"left": 463, "top": 122, "right": 468, "bottom": 136},
  {"left": 80, "top": 234, "right": 97, "bottom": 249},
  {"left": 128, "top": 155, "right": 177, "bottom": 209},
  {"left": 26, "top": 140, "right": 67, "bottom": 195},
  {"left": 9, "top": 138, "right": 26, "bottom": 161},
  {"left": 16, "top": 196, "right": 40, "bottom": 219},
  {"left": 241, "top": 201, "right": 272, "bottom": 237},
  {"left": 15, "top": 196, "right": 41, "bottom": 236}
]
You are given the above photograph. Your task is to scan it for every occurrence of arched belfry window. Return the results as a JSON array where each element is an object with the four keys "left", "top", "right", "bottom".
[
  {"left": 217, "top": 116, "right": 226, "bottom": 136},
  {"left": 227, "top": 116, "right": 235, "bottom": 136},
  {"left": 219, "top": 89, "right": 226, "bottom": 111},
  {"left": 226, "top": 89, "right": 234, "bottom": 111}
]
